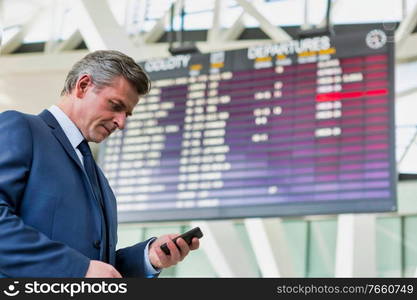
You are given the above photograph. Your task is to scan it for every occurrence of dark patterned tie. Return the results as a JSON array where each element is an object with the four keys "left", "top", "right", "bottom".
[
  {"left": 77, "top": 140, "right": 108, "bottom": 262},
  {"left": 77, "top": 140, "right": 104, "bottom": 207}
]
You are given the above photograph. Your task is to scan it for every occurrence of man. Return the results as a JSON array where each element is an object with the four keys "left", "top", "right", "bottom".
[{"left": 0, "top": 50, "right": 199, "bottom": 277}]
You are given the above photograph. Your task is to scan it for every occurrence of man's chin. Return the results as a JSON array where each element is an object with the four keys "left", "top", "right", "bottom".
[
  {"left": 95, "top": 136, "right": 107, "bottom": 143},
  {"left": 90, "top": 129, "right": 111, "bottom": 143},
  {"left": 89, "top": 133, "right": 107, "bottom": 143}
]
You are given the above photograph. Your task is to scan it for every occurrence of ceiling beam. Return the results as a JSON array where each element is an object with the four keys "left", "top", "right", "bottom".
[
  {"left": 0, "top": 50, "right": 88, "bottom": 75},
  {"left": 318, "top": 0, "right": 341, "bottom": 28},
  {"left": 208, "top": 0, "right": 222, "bottom": 44},
  {"left": 396, "top": 1, "right": 417, "bottom": 51},
  {"left": 221, "top": 12, "right": 246, "bottom": 42},
  {"left": 396, "top": 33, "right": 417, "bottom": 63},
  {"left": 142, "top": 0, "right": 183, "bottom": 44},
  {"left": 74, "top": 0, "right": 138, "bottom": 57},
  {"left": 0, "top": 8, "right": 43, "bottom": 55},
  {"left": 235, "top": 0, "right": 291, "bottom": 42},
  {"left": 0, "top": 39, "right": 276, "bottom": 74},
  {"left": 54, "top": 30, "right": 83, "bottom": 53}
]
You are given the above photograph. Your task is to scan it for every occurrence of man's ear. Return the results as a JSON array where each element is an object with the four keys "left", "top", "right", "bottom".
[{"left": 74, "top": 74, "right": 93, "bottom": 98}]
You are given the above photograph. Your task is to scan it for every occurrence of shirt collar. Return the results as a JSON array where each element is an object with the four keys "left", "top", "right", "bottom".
[{"left": 48, "top": 105, "right": 85, "bottom": 149}]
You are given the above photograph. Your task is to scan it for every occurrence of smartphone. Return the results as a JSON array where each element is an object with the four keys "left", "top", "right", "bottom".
[{"left": 160, "top": 227, "right": 203, "bottom": 255}]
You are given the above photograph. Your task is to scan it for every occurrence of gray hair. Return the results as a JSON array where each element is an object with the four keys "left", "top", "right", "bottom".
[{"left": 61, "top": 50, "right": 151, "bottom": 96}]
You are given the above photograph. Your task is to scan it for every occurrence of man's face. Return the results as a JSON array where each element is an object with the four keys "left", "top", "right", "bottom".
[{"left": 75, "top": 75, "right": 139, "bottom": 143}]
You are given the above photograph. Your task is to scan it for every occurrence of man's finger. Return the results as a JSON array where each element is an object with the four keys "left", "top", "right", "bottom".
[
  {"left": 166, "top": 239, "right": 181, "bottom": 262},
  {"left": 112, "top": 268, "right": 123, "bottom": 278},
  {"left": 190, "top": 237, "right": 200, "bottom": 250},
  {"left": 175, "top": 238, "right": 190, "bottom": 260}
]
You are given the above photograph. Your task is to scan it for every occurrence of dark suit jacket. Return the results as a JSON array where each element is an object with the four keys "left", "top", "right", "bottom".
[{"left": 0, "top": 110, "right": 151, "bottom": 277}]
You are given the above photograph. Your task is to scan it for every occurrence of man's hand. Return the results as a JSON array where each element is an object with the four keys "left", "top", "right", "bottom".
[
  {"left": 85, "top": 260, "right": 122, "bottom": 278},
  {"left": 149, "top": 234, "right": 200, "bottom": 269}
]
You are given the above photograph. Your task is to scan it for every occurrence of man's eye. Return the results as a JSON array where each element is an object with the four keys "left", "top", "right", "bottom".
[{"left": 110, "top": 101, "right": 122, "bottom": 111}]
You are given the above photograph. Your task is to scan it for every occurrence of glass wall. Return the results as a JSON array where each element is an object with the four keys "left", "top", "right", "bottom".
[{"left": 117, "top": 181, "right": 417, "bottom": 277}]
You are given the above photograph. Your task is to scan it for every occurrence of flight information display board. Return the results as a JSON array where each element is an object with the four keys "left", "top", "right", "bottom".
[{"left": 99, "top": 28, "right": 396, "bottom": 222}]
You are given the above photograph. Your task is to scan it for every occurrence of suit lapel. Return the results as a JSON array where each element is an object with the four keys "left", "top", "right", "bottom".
[
  {"left": 39, "top": 109, "right": 102, "bottom": 210},
  {"left": 38, "top": 110, "right": 83, "bottom": 171},
  {"left": 39, "top": 110, "right": 104, "bottom": 215}
]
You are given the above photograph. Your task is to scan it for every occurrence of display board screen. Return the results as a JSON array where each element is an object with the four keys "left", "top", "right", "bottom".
[{"left": 99, "top": 28, "right": 396, "bottom": 222}]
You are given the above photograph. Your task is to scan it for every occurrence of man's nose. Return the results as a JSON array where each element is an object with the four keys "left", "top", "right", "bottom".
[{"left": 115, "top": 112, "right": 127, "bottom": 130}]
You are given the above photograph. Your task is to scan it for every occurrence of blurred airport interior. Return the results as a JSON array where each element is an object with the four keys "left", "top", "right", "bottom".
[{"left": 2, "top": 0, "right": 417, "bottom": 277}]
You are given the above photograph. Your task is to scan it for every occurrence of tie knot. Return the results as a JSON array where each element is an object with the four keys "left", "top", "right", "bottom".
[{"left": 77, "top": 140, "right": 92, "bottom": 156}]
